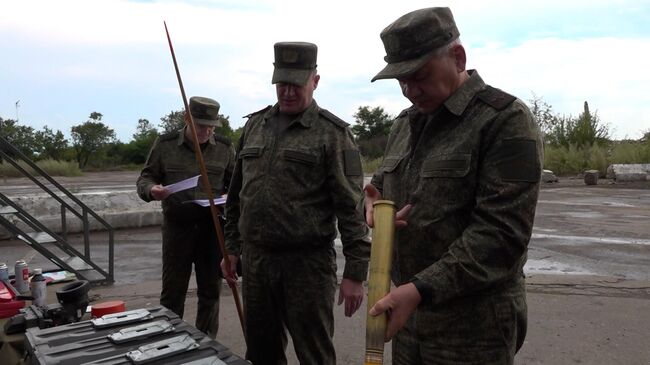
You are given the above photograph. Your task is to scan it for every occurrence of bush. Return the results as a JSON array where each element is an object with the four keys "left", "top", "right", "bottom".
[
  {"left": 544, "top": 142, "right": 649, "bottom": 177},
  {"left": 610, "top": 141, "right": 650, "bottom": 164},
  {"left": 362, "top": 157, "right": 383, "bottom": 175},
  {"left": 0, "top": 159, "right": 82, "bottom": 177}
]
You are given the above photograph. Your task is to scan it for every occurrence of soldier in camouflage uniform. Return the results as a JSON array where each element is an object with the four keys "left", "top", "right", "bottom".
[
  {"left": 137, "top": 96, "right": 236, "bottom": 339},
  {"left": 221, "top": 42, "right": 370, "bottom": 365},
  {"left": 365, "top": 8, "right": 544, "bottom": 365}
]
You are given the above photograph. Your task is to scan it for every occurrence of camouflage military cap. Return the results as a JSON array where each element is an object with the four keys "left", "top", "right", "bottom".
[
  {"left": 189, "top": 96, "right": 221, "bottom": 127},
  {"left": 372, "top": 7, "right": 460, "bottom": 82},
  {"left": 272, "top": 42, "right": 317, "bottom": 86}
]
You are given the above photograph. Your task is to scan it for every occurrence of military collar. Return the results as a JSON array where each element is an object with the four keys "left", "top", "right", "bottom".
[
  {"left": 265, "top": 100, "right": 319, "bottom": 128},
  {"left": 443, "top": 69, "right": 485, "bottom": 116},
  {"left": 177, "top": 126, "right": 216, "bottom": 146}
]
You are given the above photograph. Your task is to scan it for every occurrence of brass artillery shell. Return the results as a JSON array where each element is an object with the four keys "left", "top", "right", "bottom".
[{"left": 364, "top": 200, "right": 396, "bottom": 365}]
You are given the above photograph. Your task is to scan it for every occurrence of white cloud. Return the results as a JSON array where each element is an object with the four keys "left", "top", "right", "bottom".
[{"left": 1, "top": 0, "right": 649, "bottom": 140}]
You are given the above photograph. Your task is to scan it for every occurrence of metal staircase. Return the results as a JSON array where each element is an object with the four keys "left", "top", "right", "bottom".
[{"left": 0, "top": 135, "right": 114, "bottom": 284}]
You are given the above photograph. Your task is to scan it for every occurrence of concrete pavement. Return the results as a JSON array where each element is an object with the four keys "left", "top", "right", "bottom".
[{"left": 1, "top": 172, "right": 650, "bottom": 364}]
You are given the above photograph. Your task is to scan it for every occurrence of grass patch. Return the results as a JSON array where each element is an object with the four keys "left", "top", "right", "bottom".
[
  {"left": 0, "top": 159, "right": 82, "bottom": 177},
  {"left": 544, "top": 142, "right": 650, "bottom": 176},
  {"left": 362, "top": 157, "right": 383, "bottom": 174}
]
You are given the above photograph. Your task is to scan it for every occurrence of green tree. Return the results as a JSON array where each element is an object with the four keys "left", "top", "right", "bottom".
[
  {"left": 159, "top": 110, "right": 185, "bottom": 134},
  {"left": 122, "top": 119, "right": 160, "bottom": 165},
  {"left": 71, "top": 113, "right": 116, "bottom": 168},
  {"left": 34, "top": 126, "right": 68, "bottom": 160},
  {"left": 566, "top": 101, "right": 610, "bottom": 148},
  {"left": 351, "top": 106, "right": 392, "bottom": 140},
  {"left": 214, "top": 115, "right": 236, "bottom": 142},
  {"left": 351, "top": 106, "right": 393, "bottom": 159},
  {"left": 529, "top": 94, "right": 560, "bottom": 142},
  {"left": 133, "top": 118, "right": 159, "bottom": 141},
  {"left": 0, "top": 117, "right": 36, "bottom": 158}
]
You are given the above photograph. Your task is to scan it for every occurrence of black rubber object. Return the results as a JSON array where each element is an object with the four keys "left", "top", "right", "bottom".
[{"left": 55, "top": 280, "right": 90, "bottom": 303}]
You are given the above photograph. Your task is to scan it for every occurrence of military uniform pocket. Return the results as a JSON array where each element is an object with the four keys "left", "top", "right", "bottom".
[
  {"left": 282, "top": 149, "right": 318, "bottom": 165},
  {"left": 421, "top": 153, "right": 471, "bottom": 178}
]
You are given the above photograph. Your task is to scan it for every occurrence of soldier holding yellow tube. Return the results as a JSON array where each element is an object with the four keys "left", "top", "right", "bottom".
[{"left": 365, "top": 7, "right": 543, "bottom": 365}]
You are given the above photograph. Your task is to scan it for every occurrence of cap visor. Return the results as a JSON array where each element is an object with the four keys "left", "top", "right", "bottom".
[
  {"left": 272, "top": 68, "right": 312, "bottom": 85},
  {"left": 193, "top": 118, "right": 220, "bottom": 127},
  {"left": 371, "top": 51, "right": 436, "bottom": 82}
]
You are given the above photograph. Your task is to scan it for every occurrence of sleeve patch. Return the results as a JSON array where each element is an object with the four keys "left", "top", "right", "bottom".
[
  {"left": 343, "top": 150, "right": 362, "bottom": 176},
  {"left": 494, "top": 139, "right": 539, "bottom": 182}
]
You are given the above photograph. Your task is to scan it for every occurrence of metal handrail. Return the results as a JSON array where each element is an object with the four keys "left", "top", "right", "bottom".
[{"left": 0, "top": 135, "right": 114, "bottom": 282}]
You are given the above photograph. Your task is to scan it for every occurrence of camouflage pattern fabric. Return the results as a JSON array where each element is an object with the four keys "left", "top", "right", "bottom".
[
  {"left": 137, "top": 128, "right": 236, "bottom": 338},
  {"left": 225, "top": 100, "right": 370, "bottom": 362},
  {"left": 371, "top": 70, "right": 543, "bottom": 364},
  {"left": 242, "top": 245, "right": 337, "bottom": 365}
]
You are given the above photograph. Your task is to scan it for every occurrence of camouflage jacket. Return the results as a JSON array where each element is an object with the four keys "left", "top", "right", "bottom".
[
  {"left": 225, "top": 101, "right": 370, "bottom": 282},
  {"left": 136, "top": 128, "right": 236, "bottom": 222},
  {"left": 371, "top": 70, "right": 543, "bottom": 306}
]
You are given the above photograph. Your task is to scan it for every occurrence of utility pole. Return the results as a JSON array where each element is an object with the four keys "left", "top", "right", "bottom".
[{"left": 15, "top": 100, "right": 20, "bottom": 121}]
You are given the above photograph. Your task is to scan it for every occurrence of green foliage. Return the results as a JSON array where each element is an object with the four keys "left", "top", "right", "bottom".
[
  {"left": 214, "top": 115, "right": 236, "bottom": 143},
  {"left": 159, "top": 110, "right": 185, "bottom": 134},
  {"left": 0, "top": 159, "right": 81, "bottom": 177},
  {"left": 124, "top": 119, "right": 159, "bottom": 165},
  {"left": 544, "top": 141, "right": 649, "bottom": 176},
  {"left": 566, "top": 102, "right": 610, "bottom": 147},
  {"left": 231, "top": 126, "right": 244, "bottom": 146},
  {"left": 610, "top": 141, "right": 650, "bottom": 164},
  {"left": 529, "top": 94, "right": 560, "bottom": 138},
  {"left": 70, "top": 113, "right": 116, "bottom": 169},
  {"left": 351, "top": 106, "right": 393, "bottom": 159},
  {"left": 0, "top": 117, "right": 37, "bottom": 158},
  {"left": 34, "top": 126, "right": 68, "bottom": 160},
  {"left": 362, "top": 156, "right": 383, "bottom": 174}
]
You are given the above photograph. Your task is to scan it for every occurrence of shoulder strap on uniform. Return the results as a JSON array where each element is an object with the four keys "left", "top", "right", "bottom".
[
  {"left": 243, "top": 105, "right": 272, "bottom": 119},
  {"left": 477, "top": 85, "right": 517, "bottom": 111},
  {"left": 319, "top": 108, "right": 349, "bottom": 129},
  {"left": 213, "top": 133, "right": 232, "bottom": 146},
  {"left": 159, "top": 130, "right": 179, "bottom": 142}
]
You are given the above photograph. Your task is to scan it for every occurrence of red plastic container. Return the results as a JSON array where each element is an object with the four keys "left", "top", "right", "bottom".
[
  {"left": 0, "top": 280, "right": 26, "bottom": 318},
  {"left": 91, "top": 300, "right": 126, "bottom": 318}
]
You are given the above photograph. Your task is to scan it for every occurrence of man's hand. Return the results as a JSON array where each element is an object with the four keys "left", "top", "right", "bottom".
[
  {"left": 337, "top": 278, "right": 364, "bottom": 317},
  {"left": 220, "top": 254, "right": 239, "bottom": 285},
  {"left": 150, "top": 185, "right": 170, "bottom": 201},
  {"left": 363, "top": 184, "right": 412, "bottom": 229},
  {"left": 369, "top": 282, "right": 421, "bottom": 342}
]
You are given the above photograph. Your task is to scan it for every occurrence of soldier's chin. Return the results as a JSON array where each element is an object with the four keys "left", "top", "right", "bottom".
[{"left": 279, "top": 102, "right": 301, "bottom": 114}]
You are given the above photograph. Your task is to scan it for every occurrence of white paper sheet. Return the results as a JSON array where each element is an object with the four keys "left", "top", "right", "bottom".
[
  {"left": 188, "top": 195, "right": 227, "bottom": 207},
  {"left": 164, "top": 175, "right": 199, "bottom": 194}
]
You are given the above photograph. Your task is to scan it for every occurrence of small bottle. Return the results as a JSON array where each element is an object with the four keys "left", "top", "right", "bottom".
[
  {"left": 14, "top": 260, "right": 29, "bottom": 293},
  {"left": 30, "top": 268, "right": 47, "bottom": 307},
  {"left": 0, "top": 262, "right": 9, "bottom": 281}
]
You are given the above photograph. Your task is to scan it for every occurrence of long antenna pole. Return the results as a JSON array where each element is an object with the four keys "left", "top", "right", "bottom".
[{"left": 163, "top": 21, "right": 246, "bottom": 338}]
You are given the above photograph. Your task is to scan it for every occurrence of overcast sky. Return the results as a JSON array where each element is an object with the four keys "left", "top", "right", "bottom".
[{"left": 2, "top": 0, "right": 649, "bottom": 142}]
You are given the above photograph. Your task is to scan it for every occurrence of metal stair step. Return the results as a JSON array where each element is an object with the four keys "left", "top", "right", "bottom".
[
  {"left": 18, "top": 231, "right": 57, "bottom": 244},
  {"left": 75, "top": 268, "right": 108, "bottom": 283},
  {"left": 0, "top": 205, "right": 18, "bottom": 214},
  {"left": 62, "top": 256, "right": 94, "bottom": 271}
]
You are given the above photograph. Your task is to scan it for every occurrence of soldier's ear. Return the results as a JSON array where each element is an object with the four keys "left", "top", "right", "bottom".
[
  {"left": 452, "top": 44, "right": 466, "bottom": 72},
  {"left": 311, "top": 74, "right": 320, "bottom": 91}
]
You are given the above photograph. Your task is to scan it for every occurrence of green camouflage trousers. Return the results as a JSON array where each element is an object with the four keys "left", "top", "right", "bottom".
[
  {"left": 392, "top": 291, "right": 527, "bottom": 365},
  {"left": 242, "top": 244, "right": 337, "bottom": 365},
  {"left": 161, "top": 217, "right": 222, "bottom": 338}
]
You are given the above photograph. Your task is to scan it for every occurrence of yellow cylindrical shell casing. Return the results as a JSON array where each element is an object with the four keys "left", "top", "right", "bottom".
[{"left": 364, "top": 200, "right": 396, "bottom": 365}]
